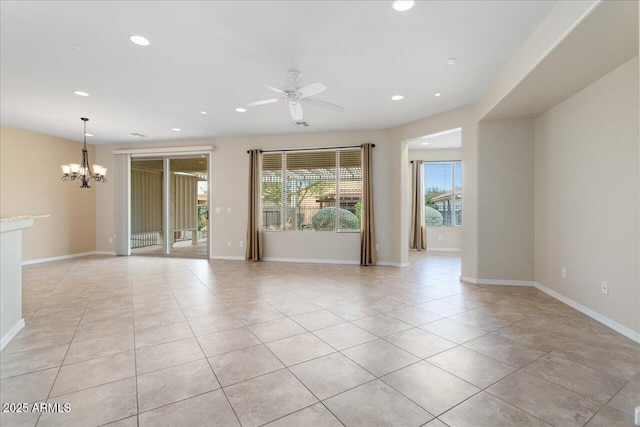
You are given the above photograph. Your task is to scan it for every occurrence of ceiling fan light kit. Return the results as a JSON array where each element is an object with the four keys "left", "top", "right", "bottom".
[{"left": 246, "top": 70, "right": 344, "bottom": 122}]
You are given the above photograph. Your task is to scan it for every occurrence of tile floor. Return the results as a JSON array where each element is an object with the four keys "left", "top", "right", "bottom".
[{"left": 1, "top": 252, "right": 638, "bottom": 426}]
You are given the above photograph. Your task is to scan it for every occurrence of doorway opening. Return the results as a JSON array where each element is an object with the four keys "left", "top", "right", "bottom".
[{"left": 130, "top": 155, "right": 209, "bottom": 258}]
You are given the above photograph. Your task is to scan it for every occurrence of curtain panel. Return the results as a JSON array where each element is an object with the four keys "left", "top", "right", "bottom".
[
  {"left": 410, "top": 160, "right": 427, "bottom": 250},
  {"left": 245, "top": 149, "right": 263, "bottom": 261},
  {"left": 360, "top": 143, "right": 376, "bottom": 265}
]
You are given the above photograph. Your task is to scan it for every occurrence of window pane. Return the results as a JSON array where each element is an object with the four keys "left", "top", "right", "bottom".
[
  {"left": 286, "top": 151, "right": 336, "bottom": 231},
  {"left": 454, "top": 161, "right": 462, "bottom": 226},
  {"left": 262, "top": 153, "right": 283, "bottom": 230},
  {"left": 424, "top": 161, "right": 461, "bottom": 227},
  {"left": 337, "top": 150, "right": 362, "bottom": 231}
]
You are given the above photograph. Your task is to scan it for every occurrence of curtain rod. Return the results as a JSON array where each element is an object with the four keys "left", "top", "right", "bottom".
[{"left": 247, "top": 144, "right": 374, "bottom": 154}]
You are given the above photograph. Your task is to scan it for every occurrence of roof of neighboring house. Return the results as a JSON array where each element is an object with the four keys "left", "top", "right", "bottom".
[{"left": 430, "top": 189, "right": 462, "bottom": 203}]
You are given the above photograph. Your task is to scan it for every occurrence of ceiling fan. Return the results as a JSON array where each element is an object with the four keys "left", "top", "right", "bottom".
[{"left": 246, "top": 70, "right": 344, "bottom": 121}]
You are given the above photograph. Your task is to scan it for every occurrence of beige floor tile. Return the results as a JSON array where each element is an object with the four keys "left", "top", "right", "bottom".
[
  {"left": 138, "top": 390, "right": 239, "bottom": 427},
  {"left": 135, "top": 321, "right": 194, "bottom": 349},
  {"left": 272, "top": 299, "right": 322, "bottom": 316},
  {"left": 424, "top": 419, "right": 449, "bottom": 427},
  {"left": 135, "top": 338, "right": 205, "bottom": 374},
  {"left": 463, "top": 334, "right": 546, "bottom": 368},
  {"left": 290, "top": 310, "right": 346, "bottom": 331},
  {"left": 37, "top": 377, "right": 137, "bottom": 427},
  {"left": 328, "top": 303, "right": 380, "bottom": 321},
  {"left": 266, "top": 333, "right": 335, "bottom": 366},
  {"left": 134, "top": 309, "right": 186, "bottom": 330},
  {"left": 493, "top": 324, "right": 569, "bottom": 352},
  {"left": 248, "top": 317, "right": 306, "bottom": 342},
  {"left": 233, "top": 306, "right": 286, "bottom": 325},
  {"left": 187, "top": 313, "right": 244, "bottom": 336},
  {"left": 264, "top": 403, "right": 342, "bottom": 426},
  {"left": 440, "top": 391, "right": 551, "bottom": 427},
  {"left": 382, "top": 361, "right": 480, "bottom": 415},
  {"left": 208, "top": 345, "right": 283, "bottom": 386},
  {"left": 0, "top": 344, "right": 68, "bottom": 379},
  {"left": 607, "top": 374, "right": 640, "bottom": 414},
  {"left": 181, "top": 302, "right": 229, "bottom": 321},
  {"left": 324, "top": 379, "right": 433, "bottom": 426},
  {"left": 225, "top": 369, "right": 317, "bottom": 427},
  {"left": 197, "top": 326, "right": 261, "bottom": 357},
  {"left": 352, "top": 315, "right": 413, "bottom": 337},
  {"left": 64, "top": 332, "right": 134, "bottom": 365},
  {"left": 420, "top": 318, "right": 488, "bottom": 344},
  {"left": 385, "top": 306, "right": 443, "bottom": 326},
  {"left": 385, "top": 328, "right": 456, "bottom": 358},
  {"left": 102, "top": 416, "right": 138, "bottom": 426},
  {"left": 416, "top": 300, "right": 467, "bottom": 317},
  {"left": 487, "top": 371, "right": 601, "bottom": 426},
  {"left": 342, "top": 339, "right": 419, "bottom": 377},
  {"left": 1, "top": 326, "right": 76, "bottom": 354},
  {"left": 50, "top": 350, "right": 136, "bottom": 397},
  {"left": 448, "top": 310, "right": 511, "bottom": 331},
  {"left": 73, "top": 317, "right": 134, "bottom": 342},
  {"left": 551, "top": 340, "right": 640, "bottom": 379},
  {"left": 313, "top": 323, "right": 377, "bottom": 350},
  {"left": 585, "top": 405, "right": 635, "bottom": 427},
  {"left": 428, "top": 346, "right": 515, "bottom": 388},
  {"left": 0, "top": 367, "right": 57, "bottom": 404},
  {"left": 523, "top": 354, "right": 627, "bottom": 404},
  {"left": 137, "top": 359, "right": 219, "bottom": 412},
  {"left": 290, "top": 352, "right": 375, "bottom": 400}
]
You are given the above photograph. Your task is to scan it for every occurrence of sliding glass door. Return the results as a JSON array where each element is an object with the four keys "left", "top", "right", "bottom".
[{"left": 130, "top": 155, "right": 209, "bottom": 258}]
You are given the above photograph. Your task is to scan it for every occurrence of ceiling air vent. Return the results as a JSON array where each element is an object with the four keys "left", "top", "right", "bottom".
[
  {"left": 128, "top": 132, "right": 147, "bottom": 137},
  {"left": 291, "top": 121, "right": 309, "bottom": 127}
]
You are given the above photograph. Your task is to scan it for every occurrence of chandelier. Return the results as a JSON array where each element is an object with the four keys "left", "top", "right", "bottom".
[{"left": 61, "top": 117, "right": 107, "bottom": 188}]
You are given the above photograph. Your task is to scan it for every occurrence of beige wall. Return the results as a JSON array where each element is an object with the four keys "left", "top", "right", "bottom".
[
  {"left": 534, "top": 57, "right": 639, "bottom": 332},
  {"left": 477, "top": 119, "right": 535, "bottom": 281},
  {"left": 95, "top": 130, "right": 399, "bottom": 264},
  {"left": 0, "top": 126, "right": 96, "bottom": 261},
  {"left": 408, "top": 148, "right": 463, "bottom": 251}
]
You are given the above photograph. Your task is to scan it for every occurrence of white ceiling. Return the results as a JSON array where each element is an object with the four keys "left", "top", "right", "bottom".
[
  {"left": 408, "top": 127, "right": 461, "bottom": 150},
  {"left": 0, "top": 1, "right": 557, "bottom": 145}
]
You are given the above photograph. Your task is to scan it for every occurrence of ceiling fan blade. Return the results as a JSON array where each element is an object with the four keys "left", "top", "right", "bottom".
[
  {"left": 247, "top": 98, "right": 285, "bottom": 107},
  {"left": 302, "top": 98, "right": 344, "bottom": 113},
  {"left": 297, "top": 82, "right": 327, "bottom": 98},
  {"left": 263, "top": 84, "right": 287, "bottom": 95},
  {"left": 289, "top": 102, "right": 304, "bottom": 121}
]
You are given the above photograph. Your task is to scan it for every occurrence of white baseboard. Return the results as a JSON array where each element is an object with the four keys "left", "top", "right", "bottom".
[
  {"left": 377, "top": 261, "right": 410, "bottom": 268},
  {"left": 209, "top": 255, "right": 245, "bottom": 261},
  {"left": 461, "top": 276, "right": 534, "bottom": 286},
  {"left": 533, "top": 282, "right": 640, "bottom": 344},
  {"left": 1, "top": 319, "right": 25, "bottom": 352},
  {"left": 22, "top": 251, "right": 114, "bottom": 266},
  {"left": 427, "top": 248, "right": 462, "bottom": 252},
  {"left": 263, "top": 257, "right": 360, "bottom": 265}
]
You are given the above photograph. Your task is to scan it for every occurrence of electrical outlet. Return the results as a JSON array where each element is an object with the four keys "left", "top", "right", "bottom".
[
  {"left": 561, "top": 267, "right": 567, "bottom": 279},
  {"left": 601, "top": 281, "right": 608, "bottom": 295},
  {"left": 215, "top": 207, "right": 221, "bottom": 213},
  {"left": 108, "top": 237, "right": 113, "bottom": 243},
  {"left": 227, "top": 241, "right": 231, "bottom": 247},
  {"left": 227, "top": 208, "right": 231, "bottom": 213},
  {"left": 239, "top": 241, "right": 244, "bottom": 248},
  {"left": 438, "top": 234, "right": 443, "bottom": 241}
]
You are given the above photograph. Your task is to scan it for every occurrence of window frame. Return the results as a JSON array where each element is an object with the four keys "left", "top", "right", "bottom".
[{"left": 261, "top": 148, "right": 362, "bottom": 233}]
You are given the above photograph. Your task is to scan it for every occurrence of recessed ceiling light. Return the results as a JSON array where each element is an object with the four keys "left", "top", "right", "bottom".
[
  {"left": 74, "top": 91, "right": 89, "bottom": 97},
  {"left": 392, "top": 1, "right": 415, "bottom": 12},
  {"left": 421, "top": 142, "right": 429, "bottom": 145},
  {"left": 435, "top": 92, "right": 441, "bottom": 97},
  {"left": 84, "top": 133, "right": 93, "bottom": 137},
  {"left": 391, "top": 95, "right": 404, "bottom": 101},
  {"left": 200, "top": 111, "right": 207, "bottom": 115},
  {"left": 129, "top": 35, "right": 150, "bottom": 46},
  {"left": 171, "top": 128, "right": 181, "bottom": 132},
  {"left": 447, "top": 58, "right": 456, "bottom": 65},
  {"left": 235, "top": 107, "right": 247, "bottom": 113}
]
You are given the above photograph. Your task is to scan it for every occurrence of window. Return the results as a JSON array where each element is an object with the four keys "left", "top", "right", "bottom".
[
  {"left": 424, "top": 161, "right": 462, "bottom": 226},
  {"left": 262, "top": 149, "right": 362, "bottom": 232}
]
